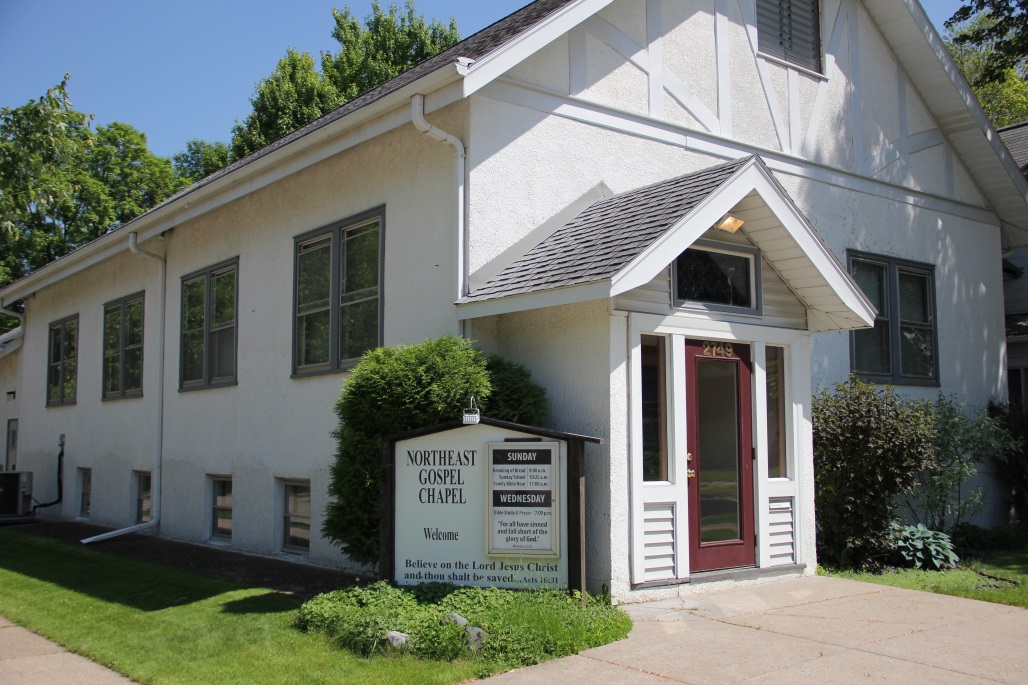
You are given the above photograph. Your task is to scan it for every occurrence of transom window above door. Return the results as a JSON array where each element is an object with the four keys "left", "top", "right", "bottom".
[{"left": 674, "top": 240, "right": 762, "bottom": 314}]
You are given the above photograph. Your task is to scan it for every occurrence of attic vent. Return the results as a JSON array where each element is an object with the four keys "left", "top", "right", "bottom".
[{"left": 756, "top": 0, "right": 822, "bottom": 73}]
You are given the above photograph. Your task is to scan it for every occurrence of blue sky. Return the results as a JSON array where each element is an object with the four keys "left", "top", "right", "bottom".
[{"left": 0, "top": 1, "right": 965, "bottom": 159}]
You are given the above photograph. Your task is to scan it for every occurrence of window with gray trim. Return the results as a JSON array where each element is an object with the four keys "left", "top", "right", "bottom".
[
  {"left": 47, "top": 315, "right": 78, "bottom": 406},
  {"left": 293, "top": 210, "right": 382, "bottom": 374},
  {"left": 757, "top": 0, "right": 822, "bottom": 73},
  {"left": 211, "top": 477, "right": 232, "bottom": 540},
  {"left": 181, "top": 259, "right": 237, "bottom": 389},
  {"left": 282, "top": 480, "right": 311, "bottom": 553},
  {"left": 849, "top": 252, "right": 938, "bottom": 385},
  {"left": 103, "top": 293, "right": 144, "bottom": 399}
]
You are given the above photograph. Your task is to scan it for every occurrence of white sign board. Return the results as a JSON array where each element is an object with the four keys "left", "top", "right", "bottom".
[
  {"left": 393, "top": 424, "right": 567, "bottom": 589},
  {"left": 488, "top": 442, "right": 559, "bottom": 556}
]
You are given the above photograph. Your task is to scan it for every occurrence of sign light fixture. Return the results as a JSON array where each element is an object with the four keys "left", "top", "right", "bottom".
[{"left": 714, "top": 213, "right": 745, "bottom": 233}]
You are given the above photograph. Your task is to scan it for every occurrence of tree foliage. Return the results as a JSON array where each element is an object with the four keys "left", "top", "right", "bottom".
[
  {"left": 1, "top": 75, "right": 186, "bottom": 318},
  {"left": 948, "top": 1, "right": 1028, "bottom": 86},
  {"left": 324, "top": 336, "right": 548, "bottom": 566},
  {"left": 231, "top": 2, "right": 460, "bottom": 160},
  {"left": 322, "top": 1, "right": 460, "bottom": 102},
  {"left": 946, "top": 13, "right": 1028, "bottom": 126},
  {"left": 230, "top": 49, "right": 342, "bottom": 160},
  {"left": 172, "top": 138, "right": 231, "bottom": 183},
  {"left": 812, "top": 377, "right": 936, "bottom": 569}
]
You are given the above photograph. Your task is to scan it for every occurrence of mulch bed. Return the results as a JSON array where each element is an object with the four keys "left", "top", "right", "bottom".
[{"left": 6, "top": 519, "right": 363, "bottom": 598}]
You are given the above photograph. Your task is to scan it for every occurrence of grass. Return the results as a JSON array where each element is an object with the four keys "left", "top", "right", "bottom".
[
  {"left": 0, "top": 528, "right": 497, "bottom": 684},
  {"left": 829, "top": 545, "right": 1028, "bottom": 610}
]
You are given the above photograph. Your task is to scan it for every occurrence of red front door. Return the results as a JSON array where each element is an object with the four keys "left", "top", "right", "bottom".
[{"left": 686, "top": 339, "right": 755, "bottom": 572}]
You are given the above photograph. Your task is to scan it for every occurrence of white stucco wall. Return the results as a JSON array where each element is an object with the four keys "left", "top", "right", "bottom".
[{"left": 12, "top": 103, "right": 469, "bottom": 567}]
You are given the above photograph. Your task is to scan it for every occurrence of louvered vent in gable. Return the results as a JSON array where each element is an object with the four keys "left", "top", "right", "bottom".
[
  {"left": 756, "top": 0, "right": 822, "bottom": 73},
  {"left": 642, "top": 503, "right": 677, "bottom": 581}
]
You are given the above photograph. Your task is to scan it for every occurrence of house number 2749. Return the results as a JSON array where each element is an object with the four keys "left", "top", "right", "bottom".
[{"left": 702, "top": 341, "right": 734, "bottom": 358}]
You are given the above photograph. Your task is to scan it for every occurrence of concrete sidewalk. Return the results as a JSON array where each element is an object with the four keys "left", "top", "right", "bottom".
[
  {"left": 486, "top": 576, "right": 1028, "bottom": 684},
  {"left": 3, "top": 576, "right": 1026, "bottom": 684},
  {"left": 0, "top": 616, "right": 134, "bottom": 685}
]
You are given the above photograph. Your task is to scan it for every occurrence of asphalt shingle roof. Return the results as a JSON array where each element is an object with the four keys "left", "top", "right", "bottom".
[
  {"left": 999, "top": 121, "right": 1028, "bottom": 180},
  {"left": 462, "top": 156, "right": 752, "bottom": 302}
]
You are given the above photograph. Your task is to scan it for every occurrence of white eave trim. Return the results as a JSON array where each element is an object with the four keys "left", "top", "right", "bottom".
[
  {"left": 457, "top": 281, "right": 612, "bottom": 319},
  {"left": 0, "top": 62, "right": 467, "bottom": 304},
  {"left": 460, "top": 0, "right": 614, "bottom": 97},
  {"left": 0, "top": 327, "right": 23, "bottom": 359}
]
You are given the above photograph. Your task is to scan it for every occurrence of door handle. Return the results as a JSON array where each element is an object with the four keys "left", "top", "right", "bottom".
[{"left": 687, "top": 469, "right": 696, "bottom": 478}]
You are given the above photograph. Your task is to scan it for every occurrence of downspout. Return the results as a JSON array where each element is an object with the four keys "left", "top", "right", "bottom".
[
  {"left": 410, "top": 93, "right": 467, "bottom": 336},
  {"left": 82, "top": 232, "right": 166, "bottom": 544}
]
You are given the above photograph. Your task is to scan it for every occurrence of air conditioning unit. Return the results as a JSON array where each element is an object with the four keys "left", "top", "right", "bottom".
[{"left": 0, "top": 471, "right": 32, "bottom": 517}]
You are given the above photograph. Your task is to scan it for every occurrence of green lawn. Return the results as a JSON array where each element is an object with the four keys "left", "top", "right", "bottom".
[
  {"left": 0, "top": 529, "right": 496, "bottom": 684},
  {"left": 831, "top": 545, "right": 1028, "bottom": 609}
]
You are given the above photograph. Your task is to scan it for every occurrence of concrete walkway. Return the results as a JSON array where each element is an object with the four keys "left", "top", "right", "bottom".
[
  {"left": 2, "top": 576, "right": 1026, "bottom": 684},
  {"left": 0, "top": 616, "right": 133, "bottom": 685},
  {"left": 486, "top": 576, "right": 1028, "bottom": 684}
]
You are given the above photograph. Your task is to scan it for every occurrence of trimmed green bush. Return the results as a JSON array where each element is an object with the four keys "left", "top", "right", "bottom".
[
  {"left": 323, "top": 336, "right": 549, "bottom": 565},
  {"left": 813, "top": 376, "right": 935, "bottom": 569},
  {"left": 296, "top": 581, "right": 632, "bottom": 670}
]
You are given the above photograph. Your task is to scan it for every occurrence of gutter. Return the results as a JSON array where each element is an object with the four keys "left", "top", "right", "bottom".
[
  {"left": 82, "top": 232, "right": 167, "bottom": 544},
  {"left": 411, "top": 93, "right": 468, "bottom": 328}
]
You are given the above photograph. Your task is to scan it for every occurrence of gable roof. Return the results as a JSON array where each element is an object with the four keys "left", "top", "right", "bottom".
[
  {"left": 4, "top": 0, "right": 1028, "bottom": 306},
  {"left": 458, "top": 156, "right": 877, "bottom": 332},
  {"left": 463, "top": 158, "right": 750, "bottom": 302}
]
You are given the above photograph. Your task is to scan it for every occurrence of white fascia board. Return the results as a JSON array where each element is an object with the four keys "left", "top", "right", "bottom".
[
  {"left": 456, "top": 281, "right": 612, "bottom": 320},
  {"left": 0, "top": 327, "right": 23, "bottom": 358},
  {"left": 460, "top": 0, "right": 614, "bottom": 97},
  {"left": 0, "top": 64, "right": 467, "bottom": 305},
  {"left": 611, "top": 161, "right": 877, "bottom": 328}
]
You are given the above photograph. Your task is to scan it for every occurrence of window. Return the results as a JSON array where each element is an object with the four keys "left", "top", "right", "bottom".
[
  {"left": 849, "top": 252, "right": 938, "bottom": 385},
  {"left": 211, "top": 477, "right": 232, "bottom": 540},
  {"left": 47, "top": 315, "right": 78, "bottom": 406},
  {"left": 757, "top": 0, "right": 822, "bottom": 73},
  {"left": 294, "top": 210, "right": 383, "bottom": 375},
  {"left": 641, "top": 335, "right": 668, "bottom": 482},
  {"left": 674, "top": 240, "right": 761, "bottom": 313},
  {"left": 135, "top": 472, "right": 152, "bottom": 523},
  {"left": 103, "top": 293, "right": 144, "bottom": 399},
  {"left": 79, "top": 468, "right": 91, "bottom": 518},
  {"left": 282, "top": 481, "right": 311, "bottom": 553},
  {"left": 5, "top": 419, "right": 16, "bottom": 471},
  {"left": 766, "top": 346, "right": 787, "bottom": 478},
  {"left": 181, "top": 259, "right": 237, "bottom": 389}
]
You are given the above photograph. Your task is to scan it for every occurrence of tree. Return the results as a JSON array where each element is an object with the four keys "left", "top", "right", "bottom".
[
  {"left": 1, "top": 76, "right": 187, "bottom": 330},
  {"left": 948, "top": 1, "right": 1028, "bottom": 85},
  {"left": 947, "top": 13, "right": 1028, "bottom": 126},
  {"left": 230, "top": 49, "right": 342, "bottom": 160},
  {"left": 322, "top": 1, "right": 460, "bottom": 102},
  {"left": 230, "top": 2, "right": 461, "bottom": 160},
  {"left": 173, "top": 138, "right": 230, "bottom": 183}
]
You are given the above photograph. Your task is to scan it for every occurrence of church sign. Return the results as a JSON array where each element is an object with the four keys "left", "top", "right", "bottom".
[{"left": 381, "top": 418, "right": 598, "bottom": 592}]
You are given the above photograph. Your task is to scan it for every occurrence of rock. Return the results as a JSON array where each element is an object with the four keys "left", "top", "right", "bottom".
[
  {"left": 386, "top": 630, "right": 410, "bottom": 648},
  {"left": 445, "top": 612, "right": 469, "bottom": 626},
  {"left": 465, "top": 625, "right": 488, "bottom": 650}
]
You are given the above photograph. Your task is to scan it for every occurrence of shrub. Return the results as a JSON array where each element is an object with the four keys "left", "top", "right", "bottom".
[
  {"left": 986, "top": 401, "right": 1028, "bottom": 522},
  {"left": 890, "top": 522, "right": 959, "bottom": 570},
  {"left": 813, "top": 376, "right": 935, "bottom": 569},
  {"left": 902, "top": 396, "right": 1017, "bottom": 536},
  {"left": 296, "top": 581, "right": 632, "bottom": 669},
  {"left": 323, "top": 336, "right": 549, "bottom": 565}
]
